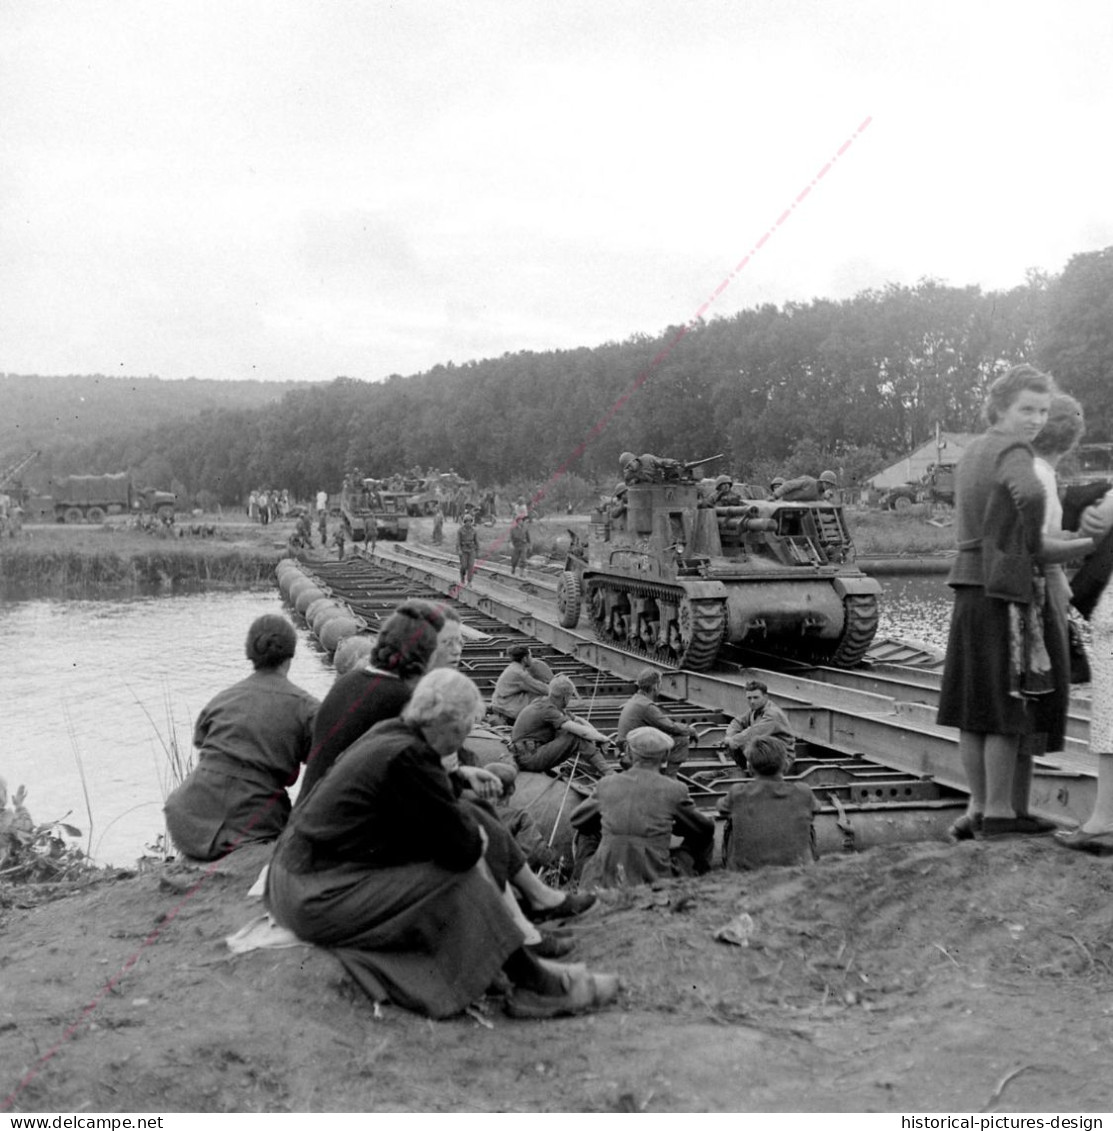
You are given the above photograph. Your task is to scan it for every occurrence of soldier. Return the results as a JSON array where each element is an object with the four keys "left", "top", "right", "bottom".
[
  {"left": 431, "top": 502, "right": 444, "bottom": 544},
  {"left": 773, "top": 470, "right": 838, "bottom": 502},
  {"left": 619, "top": 450, "right": 682, "bottom": 485},
  {"left": 456, "top": 511, "right": 480, "bottom": 585},
  {"left": 720, "top": 679, "right": 797, "bottom": 772},
  {"left": 509, "top": 514, "right": 531, "bottom": 575},
  {"left": 616, "top": 669, "right": 699, "bottom": 779},
  {"left": 510, "top": 674, "right": 614, "bottom": 777},
  {"left": 317, "top": 508, "right": 328, "bottom": 547},
  {"left": 711, "top": 475, "right": 744, "bottom": 506}
]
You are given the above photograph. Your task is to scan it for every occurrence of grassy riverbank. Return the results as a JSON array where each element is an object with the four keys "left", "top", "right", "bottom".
[{"left": 0, "top": 521, "right": 291, "bottom": 593}]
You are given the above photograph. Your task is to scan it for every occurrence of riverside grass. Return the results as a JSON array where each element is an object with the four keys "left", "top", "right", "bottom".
[{"left": 0, "top": 523, "right": 286, "bottom": 593}]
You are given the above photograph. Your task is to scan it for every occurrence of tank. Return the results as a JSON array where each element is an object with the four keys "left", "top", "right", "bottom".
[
  {"left": 339, "top": 478, "right": 409, "bottom": 542},
  {"left": 556, "top": 474, "right": 880, "bottom": 671}
]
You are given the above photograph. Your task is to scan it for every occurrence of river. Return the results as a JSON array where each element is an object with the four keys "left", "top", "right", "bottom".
[{"left": 1, "top": 574, "right": 955, "bottom": 867}]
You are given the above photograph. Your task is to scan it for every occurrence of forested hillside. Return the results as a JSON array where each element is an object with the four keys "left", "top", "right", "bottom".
[
  {"left": 10, "top": 247, "right": 1112, "bottom": 507},
  {"left": 1, "top": 373, "right": 307, "bottom": 462}
]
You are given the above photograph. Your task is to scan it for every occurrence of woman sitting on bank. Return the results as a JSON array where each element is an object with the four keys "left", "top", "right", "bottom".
[
  {"left": 164, "top": 615, "right": 319, "bottom": 861},
  {"left": 266, "top": 668, "right": 620, "bottom": 1020},
  {"left": 297, "top": 600, "right": 449, "bottom": 802}
]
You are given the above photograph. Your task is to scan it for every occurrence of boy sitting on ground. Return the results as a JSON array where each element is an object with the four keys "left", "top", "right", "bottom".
[{"left": 718, "top": 736, "right": 818, "bottom": 870}]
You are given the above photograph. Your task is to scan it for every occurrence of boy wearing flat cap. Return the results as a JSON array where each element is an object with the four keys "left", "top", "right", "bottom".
[{"left": 570, "top": 727, "right": 713, "bottom": 887}]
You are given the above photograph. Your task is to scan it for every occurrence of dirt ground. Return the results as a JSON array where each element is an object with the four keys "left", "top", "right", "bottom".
[{"left": 3, "top": 834, "right": 1113, "bottom": 1114}]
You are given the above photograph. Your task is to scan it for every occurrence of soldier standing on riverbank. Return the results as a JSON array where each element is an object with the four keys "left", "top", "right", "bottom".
[{"left": 456, "top": 512, "right": 479, "bottom": 584}]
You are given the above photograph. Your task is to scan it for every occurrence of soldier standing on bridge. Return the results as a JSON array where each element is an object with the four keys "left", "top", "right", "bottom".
[{"left": 456, "top": 511, "right": 479, "bottom": 585}]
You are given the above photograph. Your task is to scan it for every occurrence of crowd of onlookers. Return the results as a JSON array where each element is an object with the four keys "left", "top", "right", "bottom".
[{"left": 246, "top": 488, "right": 291, "bottom": 524}]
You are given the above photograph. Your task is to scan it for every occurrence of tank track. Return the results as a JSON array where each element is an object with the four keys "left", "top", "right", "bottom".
[
  {"left": 821, "top": 592, "right": 880, "bottom": 668},
  {"left": 586, "top": 576, "right": 726, "bottom": 672}
]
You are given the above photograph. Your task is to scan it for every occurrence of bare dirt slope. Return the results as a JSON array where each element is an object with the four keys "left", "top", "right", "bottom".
[{"left": 4, "top": 835, "right": 1113, "bottom": 1114}]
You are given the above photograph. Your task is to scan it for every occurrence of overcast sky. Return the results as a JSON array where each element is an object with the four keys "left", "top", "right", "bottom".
[{"left": 2, "top": 0, "right": 1111, "bottom": 383}]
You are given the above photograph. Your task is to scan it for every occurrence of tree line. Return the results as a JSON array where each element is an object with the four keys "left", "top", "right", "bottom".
[{"left": 28, "top": 247, "right": 1113, "bottom": 507}]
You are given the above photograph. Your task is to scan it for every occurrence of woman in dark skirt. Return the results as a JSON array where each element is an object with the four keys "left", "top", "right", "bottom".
[
  {"left": 937, "top": 366, "right": 1090, "bottom": 839},
  {"left": 164, "top": 615, "right": 319, "bottom": 860},
  {"left": 266, "top": 668, "right": 619, "bottom": 1020}
]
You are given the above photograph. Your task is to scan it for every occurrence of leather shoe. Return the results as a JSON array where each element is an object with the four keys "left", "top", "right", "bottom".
[
  {"left": 948, "top": 813, "right": 982, "bottom": 841},
  {"left": 527, "top": 931, "right": 576, "bottom": 959},
  {"left": 528, "top": 891, "right": 597, "bottom": 922},
  {"left": 979, "top": 815, "right": 1056, "bottom": 839},
  {"left": 504, "top": 969, "right": 621, "bottom": 1019}
]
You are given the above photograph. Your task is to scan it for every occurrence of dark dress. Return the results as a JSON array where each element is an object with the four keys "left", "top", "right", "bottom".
[
  {"left": 164, "top": 669, "right": 319, "bottom": 860},
  {"left": 265, "top": 718, "right": 523, "bottom": 1019},
  {"left": 936, "top": 429, "right": 1067, "bottom": 748},
  {"left": 297, "top": 667, "right": 411, "bottom": 801}
]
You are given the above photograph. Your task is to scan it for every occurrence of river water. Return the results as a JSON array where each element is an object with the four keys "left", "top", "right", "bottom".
[{"left": 1, "top": 574, "right": 954, "bottom": 867}]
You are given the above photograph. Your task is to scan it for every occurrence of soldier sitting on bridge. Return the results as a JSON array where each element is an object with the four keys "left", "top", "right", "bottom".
[
  {"left": 719, "top": 679, "right": 796, "bottom": 773},
  {"left": 510, "top": 675, "right": 615, "bottom": 778},
  {"left": 616, "top": 669, "right": 699, "bottom": 779},
  {"left": 490, "top": 644, "right": 555, "bottom": 723}
]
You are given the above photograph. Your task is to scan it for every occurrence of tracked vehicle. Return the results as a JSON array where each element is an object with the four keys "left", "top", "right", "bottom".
[
  {"left": 557, "top": 474, "right": 880, "bottom": 671},
  {"left": 339, "top": 479, "right": 409, "bottom": 542}
]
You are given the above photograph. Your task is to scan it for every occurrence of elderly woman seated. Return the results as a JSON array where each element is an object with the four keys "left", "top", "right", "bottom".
[
  {"left": 570, "top": 726, "right": 714, "bottom": 887},
  {"left": 265, "top": 668, "right": 620, "bottom": 1020},
  {"left": 164, "top": 615, "right": 319, "bottom": 861}
]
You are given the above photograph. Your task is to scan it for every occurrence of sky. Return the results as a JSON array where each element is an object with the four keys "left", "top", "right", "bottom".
[{"left": 2, "top": 0, "right": 1112, "bottom": 383}]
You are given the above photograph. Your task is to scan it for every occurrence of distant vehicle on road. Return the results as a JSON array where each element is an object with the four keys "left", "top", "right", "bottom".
[{"left": 49, "top": 473, "right": 176, "bottom": 524}]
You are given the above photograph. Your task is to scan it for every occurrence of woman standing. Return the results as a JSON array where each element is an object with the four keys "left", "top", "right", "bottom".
[
  {"left": 1057, "top": 488, "right": 1113, "bottom": 848},
  {"left": 937, "top": 366, "right": 1087, "bottom": 839},
  {"left": 165, "top": 615, "right": 319, "bottom": 860}
]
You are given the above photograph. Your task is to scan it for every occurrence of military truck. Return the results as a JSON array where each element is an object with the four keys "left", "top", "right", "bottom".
[
  {"left": 557, "top": 468, "right": 880, "bottom": 672},
  {"left": 49, "top": 473, "right": 177, "bottom": 524},
  {"left": 339, "top": 478, "right": 409, "bottom": 542}
]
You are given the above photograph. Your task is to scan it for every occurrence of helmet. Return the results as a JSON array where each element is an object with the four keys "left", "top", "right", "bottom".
[
  {"left": 619, "top": 451, "right": 636, "bottom": 466},
  {"left": 614, "top": 482, "right": 628, "bottom": 495},
  {"left": 770, "top": 476, "right": 785, "bottom": 487},
  {"left": 819, "top": 470, "right": 838, "bottom": 485},
  {"left": 715, "top": 475, "right": 732, "bottom": 488},
  {"left": 463, "top": 513, "right": 475, "bottom": 523}
]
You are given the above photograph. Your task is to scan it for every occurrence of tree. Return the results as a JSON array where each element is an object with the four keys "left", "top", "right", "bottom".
[{"left": 1038, "top": 247, "right": 1113, "bottom": 439}]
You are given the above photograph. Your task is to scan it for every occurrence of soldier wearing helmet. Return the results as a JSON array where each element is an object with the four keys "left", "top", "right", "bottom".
[
  {"left": 772, "top": 471, "right": 838, "bottom": 502},
  {"left": 620, "top": 450, "right": 682, "bottom": 485},
  {"left": 712, "top": 474, "right": 743, "bottom": 507},
  {"left": 456, "top": 510, "right": 480, "bottom": 585}
]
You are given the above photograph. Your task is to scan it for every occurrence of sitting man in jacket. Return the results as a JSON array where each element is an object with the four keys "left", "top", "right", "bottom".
[
  {"left": 510, "top": 674, "right": 613, "bottom": 777},
  {"left": 718, "top": 735, "right": 818, "bottom": 870},
  {"left": 616, "top": 668, "right": 699, "bottom": 778},
  {"left": 720, "top": 679, "right": 796, "bottom": 772},
  {"left": 490, "top": 644, "right": 555, "bottom": 722},
  {"left": 570, "top": 727, "right": 714, "bottom": 887}
]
